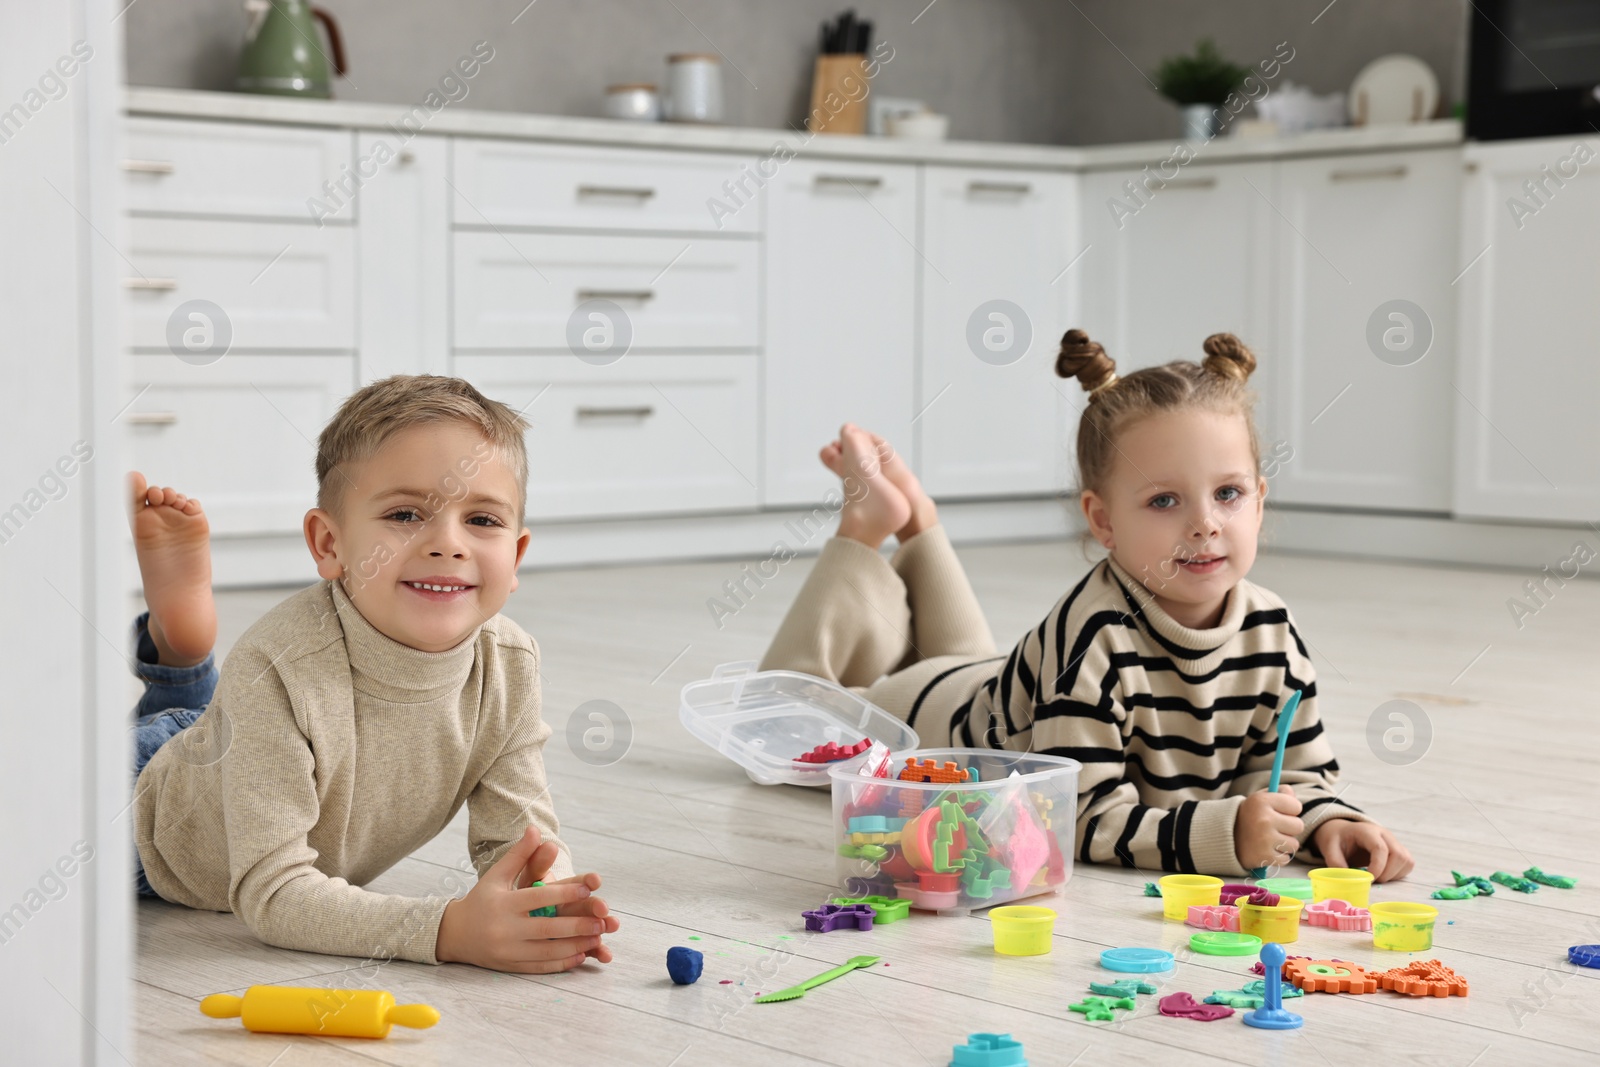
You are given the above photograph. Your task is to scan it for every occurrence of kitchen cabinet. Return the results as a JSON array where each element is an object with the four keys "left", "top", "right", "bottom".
[
  {"left": 1077, "top": 161, "right": 1275, "bottom": 379},
  {"left": 454, "top": 355, "right": 759, "bottom": 519},
  {"left": 124, "top": 355, "right": 355, "bottom": 536},
  {"left": 1453, "top": 137, "right": 1600, "bottom": 522},
  {"left": 1269, "top": 149, "right": 1458, "bottom": 511},
  {"left": 761, "top": 158, "right": 918, "bottom": 506},
  {"left": 917, "top": 166, "right": 1076, "bottom": 498},
  {"left": 356, "top": 133, "right": 449, "bottom": 380}
]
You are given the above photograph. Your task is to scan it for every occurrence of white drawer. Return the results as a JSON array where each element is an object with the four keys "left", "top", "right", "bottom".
[
  {"left": 454, "top": 355, "right": 758, "bottom": 519},
  {"left": 451, "top": 138, "right": 760, "bottom": 233},
  {"left": 124, "top": 355, "right": 354, "bottom": 536},
  {"left": 124, "top": 218, "right": 356, "bottom": 352},
  {"left": 453, "top": 231, "right": 758, "bottom": 351},
  {"left": 123, "top": 117, "right": 355, "bottom": 222}
]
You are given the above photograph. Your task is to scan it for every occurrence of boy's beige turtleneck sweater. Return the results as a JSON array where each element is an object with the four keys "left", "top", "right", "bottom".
[{"left": 134, "top": 578, "right": 570, "bottom": 964}]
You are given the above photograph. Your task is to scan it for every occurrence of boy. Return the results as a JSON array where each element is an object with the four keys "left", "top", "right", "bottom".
[{"left": 130, "top": 374, "right": 619, "bottom": 972}]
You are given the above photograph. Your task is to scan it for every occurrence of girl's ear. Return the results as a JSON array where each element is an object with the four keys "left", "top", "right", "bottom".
[{"left": 1080, "top": 490, "right": 1114, "bottom": 549}]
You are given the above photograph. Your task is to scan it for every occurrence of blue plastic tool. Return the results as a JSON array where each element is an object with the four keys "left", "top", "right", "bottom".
[
  {"left": 949, "top": 1032, "right": 1027, "bottom": 1066},
  {"left": 1569, "top": 945, "right": 1600, "bottom": 969},
  {"left": 1099, "top": 947, "right": 1174, "bottom": 973},
  {"left": 1249, "top": 689, "right": 1303, "bottom": 877},
  {"left": 1242, "top": 943, "right": 1303, "bottom": 1030}
]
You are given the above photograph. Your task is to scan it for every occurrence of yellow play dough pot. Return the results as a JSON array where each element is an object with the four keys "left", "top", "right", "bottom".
[
  {"left": 1309, "top": 867, "right": 1374, "bottom": 907},
  {"left": 1238, "top": 894, "right": 1304, "bottom": 944},
  {"left": 989, "top": 905, "right": 1057, "bottom": 955},
  {"left": 1157, "top": 875, "right": 1223, "bottom": 921},
  {"left": 1371, "top": 901, "right": 1438, "bottom": 951}
]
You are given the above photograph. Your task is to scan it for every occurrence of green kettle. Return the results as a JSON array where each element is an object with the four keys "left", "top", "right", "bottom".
[{"left": 237, "top": 0, "right": 348, "bottom": 99}]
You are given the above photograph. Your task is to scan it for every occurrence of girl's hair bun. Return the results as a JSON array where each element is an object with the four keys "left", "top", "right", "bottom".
[
  {"left": 1201, "top": 332, "right": 1256, "bottom": 382},
  {"left": 1056, "top": 328, "right": 1118, "bottom": 394}
]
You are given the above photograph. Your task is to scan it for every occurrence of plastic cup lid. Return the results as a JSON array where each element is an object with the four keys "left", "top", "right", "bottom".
[
  {"left": 1101, "top": 947, "right": 1175, "bottom": 973},
  {"left": 1570, "top": 945, "right": 1600, "bottom": 969},
  {"left": 1190, "top": 932, "right": 1264, "bottom": 956}
]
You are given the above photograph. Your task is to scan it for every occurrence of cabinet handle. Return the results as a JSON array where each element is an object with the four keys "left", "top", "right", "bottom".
[
  {"left": 126, "top": 411, "right": 178, "bottom": 426},
  {"left": 123, "top": 277, "right": 178, "bottom": 290},
  {"left": 121, "top": 159, "right": 175, "bottom": 175},
  {"left": 1159, "top": 176, "right": 1218, "bottom": 190},
  {"left": 1329, "top": 164, "right": 1408, "bottom": 182},
  {"left": 576, "top": 184, "right": 656, "bottom": 199},
  {"left": 576, "top": 288, "right": 655, "bottom": 303},
  {"left": 967, "top": 180, "right": 1032, "bottom": 195},
  {"left": 813, "top": 174, "right": 883, "bottom": 189},
  {"left": 576, "top": 405, "right": 654, "bottom": 419}
]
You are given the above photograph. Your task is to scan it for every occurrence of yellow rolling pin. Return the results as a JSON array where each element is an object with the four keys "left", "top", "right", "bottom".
[{"left": 199, "top": 984, "right": 440, "bottom": 1039}]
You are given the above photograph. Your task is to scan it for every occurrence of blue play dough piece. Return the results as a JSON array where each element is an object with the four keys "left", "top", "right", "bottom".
[
  {"left": 667, "top": 946, "right": 704, "bottom": 985},
  {"left": 1570, "top": 945, "right": 1600, "bottom": 969}
]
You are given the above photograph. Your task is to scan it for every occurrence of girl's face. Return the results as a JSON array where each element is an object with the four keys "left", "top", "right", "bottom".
[{"left": 1080, "top": 408, "right": 1265, "bottom": 630}]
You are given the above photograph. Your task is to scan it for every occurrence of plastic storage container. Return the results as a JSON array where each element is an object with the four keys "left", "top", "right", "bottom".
[
  {"left": 828, "top": 747, "right": 1080, "bottom": 914},
  {"left": 680, "top": 662, "right": 919, "bottom": 786},
  {"left": 1158, "top": 875, "right": 1223, "bottom": 921},
  {"left": 1308, "top": 867, "right": 1374, "bottom": 907},
  {"left": 1371, "top": 901, "right": 1438, "bottom": 951},
  {"left": 1238, "top": 894, "right": 1304, "bottom": 944},
  {"left": 989, "top": 905, "right": 1057, "bottom": 955}
]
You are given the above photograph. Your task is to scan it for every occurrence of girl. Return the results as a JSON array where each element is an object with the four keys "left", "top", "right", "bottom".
[{"left": 760, "top": 329, "right": 1413, "bottom": 880}]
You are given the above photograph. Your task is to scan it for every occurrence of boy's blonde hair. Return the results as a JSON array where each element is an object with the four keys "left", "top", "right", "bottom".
[
  {"left": 1056, "top": 328, "right": 1260, "bottom": 497},
  {"left": 314, "top": 374, "right": 531, "bottom": 523}
]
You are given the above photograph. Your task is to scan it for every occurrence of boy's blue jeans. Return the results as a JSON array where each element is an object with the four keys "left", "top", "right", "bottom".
[{"left": 130, "top": 610, "right": 218, "bottom": 899}]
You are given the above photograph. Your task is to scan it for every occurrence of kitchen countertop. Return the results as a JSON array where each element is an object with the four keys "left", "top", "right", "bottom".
[{"left": 124, "top": 86, "right": 1464, "bottom": 171}]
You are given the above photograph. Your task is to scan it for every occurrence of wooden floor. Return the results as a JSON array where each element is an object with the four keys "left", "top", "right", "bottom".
[{"left": 132, "top": 538, "right": 1600, "bottom": 1066}]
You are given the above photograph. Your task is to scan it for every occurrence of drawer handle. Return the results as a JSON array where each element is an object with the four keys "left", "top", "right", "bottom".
[
  {"left": 814, "top": 174, "right": 883, "bottom": 189},
  {"left": 124, "top": 277, "right": 178, "bottom": 290},
  {"left": 1159, "top": 176, "right": 1218, "bottom": 190},
  {"left": 1329, "top": 165, "right": 1408, "bottom": 182},
  {"left": 576, "top": 289, "right": 655, "bottom": 303},
  {"left": 576, "top": 184, "right": 656, "bottom": 199},
  {"left": 576, "top": 405, "right": 655, "bottom": 420},
  {"left": 126, "top": 412, "right": 178, "bottom": 426},
  {"left": 967, "top": 180, "right": 1032, "bottom": 195},
  {"left": 121, "top": 159, "right": 175, "bottom": 175}
]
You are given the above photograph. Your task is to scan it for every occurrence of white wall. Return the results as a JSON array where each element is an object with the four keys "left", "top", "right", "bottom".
[{"left": 0, "top": 1, "right": 130, "bottom": 1062}]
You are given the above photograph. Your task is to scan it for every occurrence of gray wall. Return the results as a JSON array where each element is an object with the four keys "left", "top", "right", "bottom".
[{"left": 123, "top": 0, "right": 1469, "bottom": 146}]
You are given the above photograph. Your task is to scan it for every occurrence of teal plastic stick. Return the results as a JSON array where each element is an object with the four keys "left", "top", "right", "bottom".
[
  {"left": 1266, "top": 689, "right": 1303, "bottom": 794},
  {"left": 1249, "top": 689, "right": 1303, "bottom": 878}
]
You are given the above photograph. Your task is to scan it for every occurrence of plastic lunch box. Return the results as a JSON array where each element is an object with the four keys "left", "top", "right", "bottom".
[{"left": 679, "top": 662, "right": 920, "bottom": 787}]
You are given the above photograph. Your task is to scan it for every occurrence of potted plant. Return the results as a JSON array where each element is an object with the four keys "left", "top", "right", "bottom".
[{"left": 1156, "top": 39, "right": 1251, "bottom": 140}]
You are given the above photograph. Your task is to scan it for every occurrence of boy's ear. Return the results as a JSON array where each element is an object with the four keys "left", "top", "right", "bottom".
[
  {"left": 304, "top": 508, "right": 345, "bottom": 581},
  {"left": 1080, "top": 490, "right": 1114, "bottom": 549},
  {"left": 508, "top": 526, "right": 532, "bottom": 591}
]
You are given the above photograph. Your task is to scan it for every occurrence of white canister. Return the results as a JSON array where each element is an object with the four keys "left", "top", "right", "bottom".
[
  {"left": 886, "top": 110, "right": 949, "bottom": 141},
  {"left": 664, "top": 53, "right": 723, "bottom": 124},
  {"left": 603, "top": 83, "right": 661, "bottom": 122}
]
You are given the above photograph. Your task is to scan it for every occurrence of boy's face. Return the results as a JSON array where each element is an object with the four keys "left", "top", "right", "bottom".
[
  {"left": 1080, "top": 408, "right": 1265, "bottom": 630},
  {"left": 304, "top": 421, "right": 531, "bottom": 653}
]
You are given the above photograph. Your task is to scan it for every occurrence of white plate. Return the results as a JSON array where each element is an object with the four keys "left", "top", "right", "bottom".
[{"left": 1348, "top": 54, "right": 1438, "bottom": 126}]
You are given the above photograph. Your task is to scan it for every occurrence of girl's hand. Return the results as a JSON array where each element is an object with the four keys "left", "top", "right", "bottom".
[
  {"left": 1312, "top": 819, "right": 1414, "bottom": 882},
  {"left": 436, "top": 826, "right": 617, "bottom": 972},
  {"left": 1234, "top": 784, "right": 1303, "bottom": 871}
]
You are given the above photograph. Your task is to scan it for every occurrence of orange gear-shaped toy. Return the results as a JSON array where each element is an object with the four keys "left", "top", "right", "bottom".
[
  {"left": 1284, "top": 958, "right": 1378, "bottom": 994},
  {"left": 1376, "top": 959, "right": 1469, "bottom": 998}
]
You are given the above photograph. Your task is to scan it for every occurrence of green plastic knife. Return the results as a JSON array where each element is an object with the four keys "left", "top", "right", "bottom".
[{"left": 753, "top": 954, "right": 881, "bottom": 1003}]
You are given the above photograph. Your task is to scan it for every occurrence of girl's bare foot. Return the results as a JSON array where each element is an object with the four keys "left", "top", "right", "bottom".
[
  {"left": 819, "top": 427, "right": 938, "bottom": 542},
  {"left": 831, "top": 425, "right": 911, "bottom": 549},
  {"left": 128, "top": 472, "right": 217, "bottom": 668}
]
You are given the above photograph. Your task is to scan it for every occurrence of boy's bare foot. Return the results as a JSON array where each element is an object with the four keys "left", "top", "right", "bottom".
[
  {"left": 829, "top": 424, "right": 911, "bottom": 549},
  {"left": 128, "top": 471, "right": 217, "bottom": 668},
  {"left": 819, "top": 426, "right": 938, "bottom": 542}
]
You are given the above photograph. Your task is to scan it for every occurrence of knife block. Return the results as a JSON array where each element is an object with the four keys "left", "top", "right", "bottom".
[{"left": 806, "top": 54, "right": 872, "bottom": 135}]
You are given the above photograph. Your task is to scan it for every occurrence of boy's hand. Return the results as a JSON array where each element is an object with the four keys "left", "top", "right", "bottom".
[
  {"left": 517, "top": 829, "right": 620, "bottom": 965},
  {"left": 1312, "top": 819, "right": 1413, "bottom": 882},
  {"left": 436, "top": 827, "right": 619, "bottom": 973},
  {"left": 1235, "top": 785, "right": 1303, "bottom": 871}
]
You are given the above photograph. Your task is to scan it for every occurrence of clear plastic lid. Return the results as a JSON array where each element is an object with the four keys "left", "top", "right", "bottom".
[{"left": 679, "top": 661, "right": 919, "bottom": 786}]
